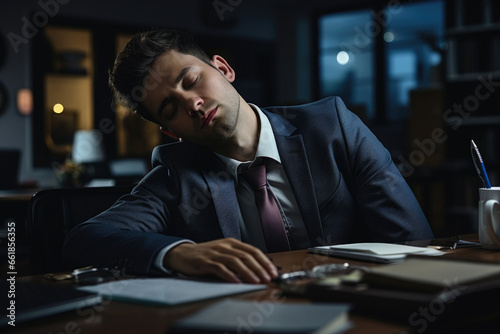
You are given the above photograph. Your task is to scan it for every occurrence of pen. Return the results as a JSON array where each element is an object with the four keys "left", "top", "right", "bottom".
[{"left": 470, "top": 140, "right": 491, "bottom": 188}]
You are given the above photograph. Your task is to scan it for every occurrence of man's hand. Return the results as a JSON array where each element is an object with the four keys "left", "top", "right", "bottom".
[{"left": 163, "top": 238, "right": 279, "bottom": 284}]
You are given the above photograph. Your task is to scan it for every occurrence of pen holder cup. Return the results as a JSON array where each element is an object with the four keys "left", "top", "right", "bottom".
[{"left": 478, "top": 187, "right": 500, "bottom": 249}]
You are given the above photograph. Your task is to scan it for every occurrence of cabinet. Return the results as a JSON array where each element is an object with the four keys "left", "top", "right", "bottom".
[
  {"left": 32, "top": 23, "right": 99, "bottom": 166},
  {"left": 31, "top": 22, "right": 160, "bottom": 167},
  {"left": 415, "top": 0, "right": 500, "bottom": 236},
  {"left": 407, "top": 1, "right": 500, "bottom": 236},
  {"left": 445, "top": 0, "right": 500, "bottom": 162},
  {"left": 42, "top": 26, "right": 94, "bottom": 157}
]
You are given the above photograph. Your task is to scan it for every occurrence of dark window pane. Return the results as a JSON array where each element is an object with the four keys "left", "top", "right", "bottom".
[{"left": 319, "top": 11, "right": 374, "bottom": 121}]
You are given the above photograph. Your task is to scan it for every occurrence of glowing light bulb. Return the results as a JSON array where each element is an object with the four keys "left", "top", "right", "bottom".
[{"left": 53, "top": 103, "right": 64, "bottom": 114}]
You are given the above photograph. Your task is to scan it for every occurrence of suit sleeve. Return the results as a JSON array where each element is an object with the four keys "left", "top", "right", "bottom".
[
  {"left": 63, "top": 164, "right": 187, "bottom": 276},
  {"left": 333, "top": 97, "right": 434, "bottom": 241}
]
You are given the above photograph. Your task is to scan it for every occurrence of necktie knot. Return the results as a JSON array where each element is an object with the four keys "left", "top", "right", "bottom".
[{"left": 241, "top": 164, "right": 267, "bottom": 190}]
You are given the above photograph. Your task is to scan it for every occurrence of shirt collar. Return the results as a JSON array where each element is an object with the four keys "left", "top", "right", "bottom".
[{"left": 215, "top": 104, "right": 281, "bottom": 179}]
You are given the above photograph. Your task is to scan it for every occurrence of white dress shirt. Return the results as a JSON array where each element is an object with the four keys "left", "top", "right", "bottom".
[{"left": 215, "top": 104, "right": 309, "bottom": 252}]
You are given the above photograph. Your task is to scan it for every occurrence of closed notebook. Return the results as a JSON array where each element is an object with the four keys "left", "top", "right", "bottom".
[
  {"left": 170, "top": 299, "right": 351, "bottom": 334},
  {"left": 362, "top": 257, "right": 500, "bottom": 292}
]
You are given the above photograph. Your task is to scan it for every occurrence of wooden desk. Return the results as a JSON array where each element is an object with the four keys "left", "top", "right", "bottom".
[
  {"left": 14, "top": 235, "right": 500, "bottom": 334},
  {"left": 0, "top": 189, "right": 38, "bottom": 202}
]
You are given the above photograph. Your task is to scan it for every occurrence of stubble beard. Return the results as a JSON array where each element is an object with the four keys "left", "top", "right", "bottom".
[{"left": 202, "top": 90, "right": 241, "bottom": 150}]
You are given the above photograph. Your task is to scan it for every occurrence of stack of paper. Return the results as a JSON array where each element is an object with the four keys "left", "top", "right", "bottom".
[{"left": 309, "top": 242, "right": 444, "bottom": 263}]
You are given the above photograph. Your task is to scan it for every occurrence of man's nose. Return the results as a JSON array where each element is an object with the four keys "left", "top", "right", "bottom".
[{"left": 184, "top": 95, "right": 204, "bottom": 116}]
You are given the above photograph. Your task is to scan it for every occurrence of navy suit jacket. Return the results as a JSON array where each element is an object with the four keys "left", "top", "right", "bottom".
[{"left": 64, "top": 97, "right": 433, "bottom": 275}]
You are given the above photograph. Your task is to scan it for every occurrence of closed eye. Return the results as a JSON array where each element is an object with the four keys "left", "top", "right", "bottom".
[
  {"left": 162, "top": 100, "right": 179, "bottom": 121},
  {"left": 184, "top": 76, "right": 199, "bottom": 89}
]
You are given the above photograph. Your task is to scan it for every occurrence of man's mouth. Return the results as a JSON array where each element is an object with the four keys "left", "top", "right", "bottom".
[{"left": 201, "top": 107, "right": 218, "bottom": 129}]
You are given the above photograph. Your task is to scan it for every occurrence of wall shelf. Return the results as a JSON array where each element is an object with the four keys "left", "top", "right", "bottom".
[
  {"left": 409, "top": 0, "right": 500, "bottom": 236},
  {"left": 447, "top": 23, "right": 500, "bottom": 35}
]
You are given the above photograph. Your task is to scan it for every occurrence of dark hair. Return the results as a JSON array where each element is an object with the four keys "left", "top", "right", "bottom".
[{"left": 108, "top": 29, "right": 211, "bottom": 123}]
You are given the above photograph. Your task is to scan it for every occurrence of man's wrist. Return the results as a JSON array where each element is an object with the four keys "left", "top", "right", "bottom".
[{"left": 155, "top": 240, "right": 194, "bottom": 274}]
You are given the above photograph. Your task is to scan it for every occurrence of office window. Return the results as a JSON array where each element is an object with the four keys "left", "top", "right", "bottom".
[
  {"left": 319, "top": 11, "right": 374, "bottom": 121},
  {"left": 385, "top": 0, "right": 445, "bottom": 121},
  {"left": 318, "top": 1, "right": 444, "bottom": 122}
]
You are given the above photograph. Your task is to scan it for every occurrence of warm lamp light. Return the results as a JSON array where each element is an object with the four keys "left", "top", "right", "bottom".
[
  {"left": 53, "top": 103, "right": 64, "bottom": 114},
  {"left": 17, "top": 89, "right": 33, "bottom": 115},
  {"left": 72, "top": 130, "right": 105, "bottom": 163}
]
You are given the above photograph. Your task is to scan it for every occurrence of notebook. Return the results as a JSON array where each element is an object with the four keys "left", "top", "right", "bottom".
[
  {"left": 170, "top": 299, "right": 351, "bottom": 334},
  {"left": 361, "top": 257, "right": 500, "bottom": 292},
  {"left": 1, "top": 279, "right": 102, "bottom": 327}
]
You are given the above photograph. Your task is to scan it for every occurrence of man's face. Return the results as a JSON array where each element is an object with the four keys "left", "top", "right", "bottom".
[{"left": 142, "top": 50, "right": 242, "bottom": 148}]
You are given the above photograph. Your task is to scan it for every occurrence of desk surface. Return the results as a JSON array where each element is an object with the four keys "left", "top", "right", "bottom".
[
  {"left": 0, "top": 188, "right": 38, "bottom": 201},
  {"left": 14, "top": 235, "right": 500, "bottom": 334}
]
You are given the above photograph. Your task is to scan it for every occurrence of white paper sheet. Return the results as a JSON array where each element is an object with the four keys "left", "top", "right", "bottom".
[
  {"left": 330, "top": 243, "right": 444, "bottom": 255},
  {"left": 309, "top": 242, "right": 444, "bottom": 263},
  {"left": 79, "top": 278, "right": 267, "bottom": 306}
]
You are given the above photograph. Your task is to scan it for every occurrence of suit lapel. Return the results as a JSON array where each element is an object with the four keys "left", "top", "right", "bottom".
[
  {"left": 201, "top": 151, "right": 242, "bottom": 240},
  {"left": 263, "top": 110, "right": 325, "bottom": 246}
]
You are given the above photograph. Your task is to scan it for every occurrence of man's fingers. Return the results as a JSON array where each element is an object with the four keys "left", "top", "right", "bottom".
[
  {"left": 202, "top": 260, "right": 243, "bottom": 283},
  {"left": 228, "top": 241, "right": 279, "bottom": 279},
  {"left": 164, "top": 238, "right": 279, "bottom": 284},
  {"left": 209, "top": 251, "right": 266, "bottom": 283},
  {"left": 210, "top": 239, "right": 279, "bottom": 282}
]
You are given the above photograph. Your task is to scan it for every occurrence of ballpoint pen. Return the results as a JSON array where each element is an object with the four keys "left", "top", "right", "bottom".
[{"left": 470, "top": 140, "right": 491, "bottom": 188}]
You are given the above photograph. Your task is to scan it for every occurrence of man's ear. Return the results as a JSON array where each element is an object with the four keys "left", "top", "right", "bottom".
[
  {"left": 160, "top": 127, "right": 181, "bottom": 141},
  {"left": 210, "top": 55, "right": 235, "bottom": 83}
]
